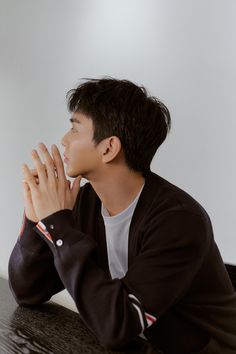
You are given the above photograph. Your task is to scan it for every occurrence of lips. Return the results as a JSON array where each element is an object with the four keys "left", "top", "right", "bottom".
[{"left": 63, "top": 154, "right": 69, "bottom": 163}]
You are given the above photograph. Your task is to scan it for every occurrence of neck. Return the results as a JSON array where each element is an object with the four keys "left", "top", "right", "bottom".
[{"left": 89, "top": 167, "right": 145, "bottom": 216}]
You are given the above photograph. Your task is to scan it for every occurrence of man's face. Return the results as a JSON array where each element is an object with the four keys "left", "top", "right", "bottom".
[{"left": 61, "top": 112, "right": 102, "bottom": 179}]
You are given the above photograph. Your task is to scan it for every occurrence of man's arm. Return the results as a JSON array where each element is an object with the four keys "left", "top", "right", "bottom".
[
  {"left": 32, "top": 208, "right": 210, "bottom": 350},
  {"left": 8, "top": 211, "right": 64, "bottom": 305},
  {"left": 9, "top": 143, "right": 80, "bottom": 305}
]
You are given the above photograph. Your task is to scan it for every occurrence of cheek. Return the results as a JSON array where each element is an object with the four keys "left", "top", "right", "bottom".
[{"left": 71, "top": 141, "right": 99, "bottom": 163}]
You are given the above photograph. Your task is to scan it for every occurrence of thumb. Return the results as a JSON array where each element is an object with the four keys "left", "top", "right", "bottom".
[
  {"left": 71, "top": 176, "right": 82, "bottom": 198},
  {"left": 66, "top": 179, "right": 71, "bottom": 189},
  {"left": 71, "top": 176, "right": 82, "bottom": 194}
]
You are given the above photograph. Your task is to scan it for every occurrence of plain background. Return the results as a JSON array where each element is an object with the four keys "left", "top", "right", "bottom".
[{"left": 0, "top": 0, "right": 235, "bottom": 311}]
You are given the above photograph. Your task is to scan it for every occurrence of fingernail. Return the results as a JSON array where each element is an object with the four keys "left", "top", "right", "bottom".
[{"left": 38, "top": 143, "right": 45, "bottom": 150}]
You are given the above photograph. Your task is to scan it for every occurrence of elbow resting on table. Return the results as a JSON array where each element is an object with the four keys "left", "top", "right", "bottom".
[
  {"left": 9, "top": 281, "right": 51, "bottom": 307},
  {"left": 15, "top": 295, "right": 50, "bottom": 307}
]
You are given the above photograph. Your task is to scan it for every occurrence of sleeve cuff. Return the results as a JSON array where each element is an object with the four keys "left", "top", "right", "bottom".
[
  {"left": 33, "top": 209, "right": 84, "bottom": 250},
  {"left": 18, "top": 211, "right": 48, "bottom": 253}
]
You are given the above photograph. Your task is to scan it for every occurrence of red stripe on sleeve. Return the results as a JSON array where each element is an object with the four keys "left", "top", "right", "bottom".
[{"left": 36, "top": 223, "right": 54, "bottom": 244}]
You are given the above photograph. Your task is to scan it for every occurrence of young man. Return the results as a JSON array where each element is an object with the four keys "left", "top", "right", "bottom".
[{"left": 8, "top": 77, "right": 236, "bottom": 353}]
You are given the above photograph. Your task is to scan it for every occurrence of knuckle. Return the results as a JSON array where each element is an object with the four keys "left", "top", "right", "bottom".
[
  {"left": 28, "top": 176, "right": 35, "bottom": 183},
  {"left": 47, "top": 160, "right": 55, "bottom": 168},
  {"left": 38, "top": 164, "right": 45, "bottom": 173}
]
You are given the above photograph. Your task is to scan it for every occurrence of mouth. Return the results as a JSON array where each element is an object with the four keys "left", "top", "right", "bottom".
[{"left": 63, "top": 154, "right": 69, "bottom": 163}]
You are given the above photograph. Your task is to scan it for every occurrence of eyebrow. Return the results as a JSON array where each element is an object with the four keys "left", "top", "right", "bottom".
[{"left": 70, "top": 117, "right": 80, "bottom": 124}]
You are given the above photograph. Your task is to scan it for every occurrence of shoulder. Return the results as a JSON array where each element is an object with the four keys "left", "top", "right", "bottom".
[
  {"left": 142, "top": 171, "right": 212, "bottom": 222},
  {"left": 135, "top": 172, "right": 214, "bottom": 248}
]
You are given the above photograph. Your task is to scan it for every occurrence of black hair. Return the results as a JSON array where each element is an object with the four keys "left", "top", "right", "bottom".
[{"left": 66, "top": 76, "right": 171, "bottom": 176}]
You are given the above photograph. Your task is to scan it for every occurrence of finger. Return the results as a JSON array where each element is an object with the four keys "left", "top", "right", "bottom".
[
  {"left": 22, "top": 180, "right": 33, "bottom": 201},
  {"left": 22, "top": 180, "right": 30, "bottom": 195},
  {"left": 22, "top": 164, "right": 38, "bottom": 191},
  {"left": 38, "top": 143, "right": 58, "bottom": 183},
  {"left": 31, "top": 164, "right": 57, "bottom": 177},
  {"left": 23, "top": 177, "right": 39, "bottom": 184},
  {"left": 71, "top": 176, "right": 82, "bottom": 191},
  {"left": 51, "top": 144, "right": 66, "bottom": 183},
  {"left": 27, "top": 176, "right": 39, "bottom": 183},
  {"left": 66, "top": 179, "right": 71, "bottom": 189},
  {"left": 31, "top": 149, "right": 47, "bottom": 183}
]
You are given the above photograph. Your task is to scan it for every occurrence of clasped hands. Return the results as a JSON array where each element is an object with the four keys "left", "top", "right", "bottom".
[{"left": 22, "top": 143, "right": 81, "bottom": 222}]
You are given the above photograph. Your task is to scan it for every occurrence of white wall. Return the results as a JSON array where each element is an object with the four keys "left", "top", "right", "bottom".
[{"left": 0, "top": 0, "right": 235, "bottom": 312}]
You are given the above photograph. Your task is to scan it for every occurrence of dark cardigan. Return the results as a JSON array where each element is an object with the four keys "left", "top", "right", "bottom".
[{"left": 8, "top": 171, "right": 236, "bottom": 353}]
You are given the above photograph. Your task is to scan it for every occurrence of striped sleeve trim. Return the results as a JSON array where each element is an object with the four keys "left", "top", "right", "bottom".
[
  {"left": 36, "top": 221, "right": 54, "bottom": 245},
  {"left": 128, "top": 294, "right": 157, "bottom": 332},
  {"left": 131, "top": 302, "right": 146, "bottom": 331}
]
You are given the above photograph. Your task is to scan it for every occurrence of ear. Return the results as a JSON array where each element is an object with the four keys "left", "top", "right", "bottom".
[{"left": 101, "top": 136, "right": 122, "bottom": 164}]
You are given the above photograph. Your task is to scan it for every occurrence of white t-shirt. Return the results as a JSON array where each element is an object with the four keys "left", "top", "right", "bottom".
[{"left": 101, "top": 184, "right": 145, "bottom": 279}]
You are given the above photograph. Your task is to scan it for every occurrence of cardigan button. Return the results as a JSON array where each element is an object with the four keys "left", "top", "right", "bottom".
[
  {"left": 56, "top": 239, "right": 63, "bottom": 247},
  {"left": 49, "top": 224, "right": 54, "bottom": 230}
]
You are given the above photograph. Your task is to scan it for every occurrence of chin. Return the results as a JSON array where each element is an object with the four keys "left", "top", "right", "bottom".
[
  {"left": 67, "top": 171, "right": 80, "bottom": 178},
  {"left": 65, "top": 167, "right": 77, "bottom": 178},
  {"left": 66, "top": 167, "right": 85, "bottom": 179}
]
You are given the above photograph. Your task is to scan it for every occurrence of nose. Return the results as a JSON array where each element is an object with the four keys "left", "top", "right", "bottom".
[{"left": 61, "top": 131, "right": 69, "bottom": 147}]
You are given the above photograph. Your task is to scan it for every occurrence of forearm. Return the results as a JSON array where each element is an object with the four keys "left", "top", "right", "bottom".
[{"left": 8, "top": 211, "right": 64, "bottom": 305}]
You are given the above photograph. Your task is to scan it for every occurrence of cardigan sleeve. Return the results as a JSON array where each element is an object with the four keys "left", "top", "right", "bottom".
[
  {"left": 123, "top": 210, "right": 211, "bottom": 317},
  {"left": 30, "top": 208, "right": 210, "bottom": 349},
  {"left": 33, "top": 209, "right": 142, "bottom": 349},
  {"left": 8, "top": 210, "right": 64, "bottom": 305}
]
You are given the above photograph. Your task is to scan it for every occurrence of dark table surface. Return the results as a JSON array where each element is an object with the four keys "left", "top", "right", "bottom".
[{"left": 0, "top": 277, "right": 155, "bottom": 354}]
